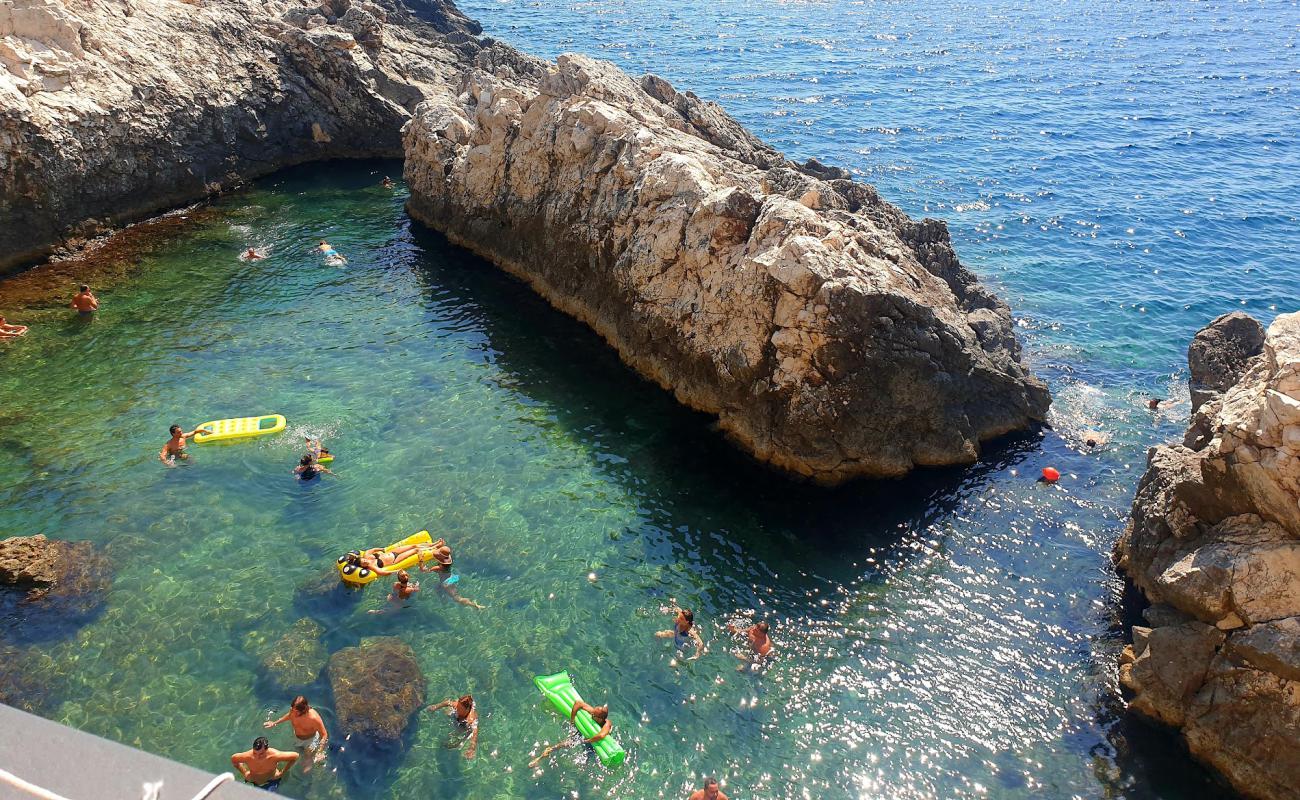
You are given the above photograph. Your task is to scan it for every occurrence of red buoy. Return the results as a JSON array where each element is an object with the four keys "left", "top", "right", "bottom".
[{"left": 1042, "top": 467, "right": 1061, "bottom": 483}]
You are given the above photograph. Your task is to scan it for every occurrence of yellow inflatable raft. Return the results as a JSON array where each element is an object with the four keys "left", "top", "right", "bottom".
[
  {"left": 193, "top": 414, "right": 286, "bottom": 444},
  {"left": 337, "top": 531, "right": 438, "bottom": 586}
]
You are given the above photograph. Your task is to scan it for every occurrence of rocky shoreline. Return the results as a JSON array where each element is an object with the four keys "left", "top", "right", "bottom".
[{"left": 1116, "top": 311, "right": 1300, "bottom": 800}]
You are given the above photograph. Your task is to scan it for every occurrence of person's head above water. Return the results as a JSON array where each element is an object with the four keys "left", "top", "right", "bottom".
[
  {"left": 397, "top": 571, "right": 410, "bottom": 584},
  {"left": 701, "top": 777, "right": 721, "bottom": 798},
  {"left": 755, "top": 622, "right": 769, "bottom": 634},
  {"left": 300, "top": 455, "right": 313, "bottom": 466},
  {"left": 253, "top": 736, "right": 269, "bottom": 752},
  {"left": 169, "top": 424, "right": 182, "bottom": 437},
  {"left": 79, "top": 284, "right": 89, "bottom": 293},
  {"left": 456, "top": 694, "right": 473, "bottom": 712},
  {"left": 590, "top": 705, "right": 609, "bottom": 723},
  {"left": 292, "top": 695, "right": 310, "bottom": 713},
  {"left": 679, "top": 608, "right": 694, "bottom": 625}
]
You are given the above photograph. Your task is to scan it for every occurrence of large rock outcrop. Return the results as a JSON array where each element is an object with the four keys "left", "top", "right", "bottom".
[
  {"left": 0, "top": 0, "right": 482, "bottom": 272},
  {"left": 327, "top": 636, "right": 425, "bottom": 747},
  {"left": 0, "top": 533, "right": 112, "bottom": 611},
  {"left": 403, "top": 54, "right": 1048, "bottom": 483},
  {"left": 1116, "top": 311, "right": 1300, "bottom": 800}
]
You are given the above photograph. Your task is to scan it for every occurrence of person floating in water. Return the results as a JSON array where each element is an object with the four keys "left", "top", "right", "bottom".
[
  {"left": 381, "top": 176, "right": 395, "bottom": 188},
  {"left": 1148, "top": 398, "right": 1162, "bottom": 410},
  {"left": 344, "top": 542, "right": 439, "bottom": 576},
  {"left": 529, "top": 699, "right": 611, "bottom": 768},
  {"left": 243, "top": 248, "right": 266, "bottom": 260},
  {"left": 420, "top": 541, "right": 485, "bottom": 609},
  {"left": 656, "top": 601, "right": 705, "bottom": 661},
  {"left": 317, "top": 240, "right": 346, "bottom": 264},
  {"left": 368, "top": 570, "right": 419, "bottom": 614},
  {"left": 727, "top": 620, "right": 773, "bottom": 669},
  {"left": 0, "top": 315, "right": 28, "bottom": 338},
  {"left": 69, "top": 284, "right": 99, "bottom": 314},
  {"left": 427, "top": 693, "right": 479, "bottom": 759},
  {"left": 689, "top": 777, "right": 731, "bottom": 800},
  {"left": 231, "top": 736, "right": 297, "bottom": 792},
  {"left": 293, "top": 454, "right": 333, "bottom": 481},
  {"left": 263, "top": 695, "right": 328, "bottom": 772},
  {"left": 304, "top": 436, "right": 331, "bottom": 462},
  {"left": 160, "top": 423, "right": 212, "bottom": 466}
]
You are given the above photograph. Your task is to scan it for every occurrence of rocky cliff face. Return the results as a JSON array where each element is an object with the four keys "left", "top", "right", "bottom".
[
  {"left": 0, "top": 0, "right": 481, "bottom": 272},
  {"left": 403, "top": 54, "right": 1049, "bottom": 484},
  {"left": 1116, "top": 311, "right": 1300, "bottom": 800}
]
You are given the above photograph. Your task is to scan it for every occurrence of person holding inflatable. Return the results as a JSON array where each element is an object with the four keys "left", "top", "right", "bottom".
[
  {"left": 528, "top": 699, "right": 611, "bottom": 768},
  {"left": 420, "top": 541, "right": 485, "bottom": 609}
]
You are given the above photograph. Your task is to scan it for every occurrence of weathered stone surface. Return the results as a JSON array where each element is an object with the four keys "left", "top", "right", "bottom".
[
  {"left": 1118, "top": 311, "right": 1300, "bottom": 800},
  {"left": 0, "top": 534, "right": 112, "bottom": 609},
  {"left": 0, "top": 0, "right": 482, "bottom": 272},
  {"left": 1189, "top": 311, "right": 1266, "bottom": 414},
  {"left": 327, "top": 636, "right": 425, "bottom": 747},
  {"left": 247, "top": 617, "right": 328, "bottom": 693},
  {"left": 403, "top": 53, "right": 1048, "bottom": 483}
]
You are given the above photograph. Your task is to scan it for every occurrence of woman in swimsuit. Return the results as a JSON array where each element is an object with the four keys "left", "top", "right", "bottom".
[
  {"left": 344, "top": 542, "right": 437, "bottom": 576},
  {"left": 426, "top": 694, "right": 479, "bottom": 759},
  {"left": 293, "top": 455, "right": 333, "bottom": 481},
  {"left": 656, "top": 603, "right": 705, "bottom": 660},
  {"left": 419, "top": 542, "right": 485, "bottom": 609}
]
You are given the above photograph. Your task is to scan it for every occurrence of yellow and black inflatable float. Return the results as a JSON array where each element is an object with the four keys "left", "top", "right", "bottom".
[{"left": 336, "top": 531, "right": 438, "bottom": 586}]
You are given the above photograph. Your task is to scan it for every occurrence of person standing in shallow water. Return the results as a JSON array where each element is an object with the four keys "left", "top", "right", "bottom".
[
  {"left": 159, "top": 423, "right": 211, "bottom": 466},
  {"left": 264, "top": 695, "right": 328, "bottom": 771},
  {"left": 727, "top": 620, "right": 773, "bottom": 669},
  {"left": 656, "top": 601, "right": 705, "bottom": 660},
  {"left": 231, "top": 736, "right": 297, "bottom": 792},
  {"left": 427, "top": 693, "right": 479, "bottom": 758},
  {"left": 69, "top": 284, "right": 98, "bottom": 314}
]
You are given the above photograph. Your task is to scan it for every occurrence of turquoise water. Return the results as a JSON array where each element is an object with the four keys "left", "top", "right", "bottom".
[{"left": 1, "top": 1, "right": 1297, "bottom": 798}]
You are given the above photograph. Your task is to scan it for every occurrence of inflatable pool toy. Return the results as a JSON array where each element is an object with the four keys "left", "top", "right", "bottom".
[
  {"left": 1042, "top": 467, "right": 1061, "bottom": 483},
  {"left": 337, "top": 530, "right": 437, "bottom": 586},
  {"left": 533, "top": 671, "right": 625, "bottom": 768},
  {"left": 193, "top": 414, "right": 286, "bottom": 444},
  {"left": 316, "top": 454, "right": 334, "bottom": 465}
]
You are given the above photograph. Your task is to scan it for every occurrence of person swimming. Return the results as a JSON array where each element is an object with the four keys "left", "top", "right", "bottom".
[
  {"left": 529, "top": 699, "right": 611, "bottom": 769},
  {"left": 368, "top": 570, "right": 419, "bottom": 614},
  {"left": 381, "top": 176, "right": 395, "bottom": 188},
  {"left": 243, "top": 248, "right": 266, "bottom": 260},
  {"left": 426, "top": 694, "right": 479, "bottom": 759},
  {"left": 293, "top": 455, "right": 333, "bottom": 481},
  {"left": 160, "top": 423, "right": 212, "bottom": 466},
  {"left": 656, "top": 602, "right": 705, "bottom": 660},
  {"left": 727, "top": 620, "right": 774, "bottom": 670},
  {"left": 420, "top": 542, "right": 485, "bottom": 609},
  {"left": 304, "top": 437, "right": 331, "bottom": 462},
  {"left": 0, "top": 315, "right": 29, "bottom": 338}
]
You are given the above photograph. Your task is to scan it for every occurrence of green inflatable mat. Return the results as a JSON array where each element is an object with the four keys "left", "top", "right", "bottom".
[{"left": 533, "top": 670, "right": 626, "bottom": 768}]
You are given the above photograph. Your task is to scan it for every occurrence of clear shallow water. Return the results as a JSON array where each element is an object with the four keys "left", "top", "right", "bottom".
[{"left": 0, "top": 1, "right": 1296, "bottom": 798}]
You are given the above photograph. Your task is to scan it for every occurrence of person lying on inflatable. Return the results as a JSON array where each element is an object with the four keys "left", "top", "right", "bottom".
[{"left": 341, "top": 539, "right": 444, "bottom": 577}]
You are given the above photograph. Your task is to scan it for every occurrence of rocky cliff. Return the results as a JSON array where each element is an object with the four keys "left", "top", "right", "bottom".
[
  {"left": 402, "top": 54, "right": 1049, "bottom": 484},
  {"left": 0, "top": 0, "right": 481, "bottom": 272},
  {"left": 1116, "top": 311, "right": 1300, "bottom": 800}
]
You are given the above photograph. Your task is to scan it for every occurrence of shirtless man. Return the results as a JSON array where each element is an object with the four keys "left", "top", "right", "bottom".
[
  {"left": 69, "top": 285, "right": 98, "bottom": 314},
  {"left": 231, "top": 736, "right": 297, "bottom": 792},
  {"left": 427, "top": 693, "right": 479, "bottom": 759},
  {"left": 243, "top": 248, "right": 265, "bottom": 260},
  {"left": 727, "top": 620, "right": 774, "bottom": 669},
  {"left": 656, "top": 602, "right": 705, "bottom": 660},
  {"left": 160, "top": 423, "right": 211, "bottom": 466},
  {"left": 263, "top": 695, "right": 328, "bottom": 770},
  {"left": 688, "top": 777, "right": 730, "bottom": 800},
  {"left": 529, "top": 699, "right": 611, "bottom": 768}
]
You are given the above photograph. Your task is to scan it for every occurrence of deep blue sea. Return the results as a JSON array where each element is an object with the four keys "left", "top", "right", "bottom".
[{"left": 1, "top": 2, "right": 1297, "bottom": 799}]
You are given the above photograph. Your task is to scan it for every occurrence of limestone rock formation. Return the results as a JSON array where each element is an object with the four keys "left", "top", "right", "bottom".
[
  {"left": 403, "top": 54, "right": 1048, "bottom": 483},
  {"left": 0, "top": 533, "right": 112, "bottom": 609},
  {"left": 327, "top": 636, "right": 425, "bottom": 747},
  {"left": 0, "top": 0, "right": 482, "bottom": 272},
  {"left": 1117, "top": 311, "right": 1300, "bottom": 800}
]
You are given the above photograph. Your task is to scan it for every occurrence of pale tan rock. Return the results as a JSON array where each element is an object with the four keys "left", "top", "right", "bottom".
[{"left": 403, "top": 53, "right": 1048, "bottom": 483}]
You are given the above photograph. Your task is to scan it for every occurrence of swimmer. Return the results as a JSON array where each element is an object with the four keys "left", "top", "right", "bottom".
[
  {"left": 243, "top": 248, "right": 266, "bottom": 260},
  {"left": 427, "top": 693, "right": 479, "bottom": 759},
  {"left": 343, "top": 541, "right": 441, "bottom": 576},
  {"left": 160, "top": 423, "right": 212, "bottom": 466},
  {"left": 1082, "top": 430, "right": 1110, "bottom": 449},
  {"left": 419, "top": 541, "right": 485, "bottom": 609},
  {"left": 316, "top": 240, "right": 345, "bottom": 263},
  {"left": 727, "top": 620, "right": 774, "bottom": 670},
  {"left": 689, "top": 777, "right": 730, "bottom": 800},
  {"left": 655, "top": 602, "right": 705, "bottom": 660},
  {"left": 293, "top": 454, "right": 333, "bottom": 481},
  {"left": 231, "top": 736, "right": 297, "bottom": 792},
  {"left": 1148, "top": 398, "right": 1162, "bottom": 410},
  {"left": 528, "top": 699, "right": 611, "bottom": 768},
  {"left": 304, "top": 437, "right": 331, "bottom": 462},
  {"left": 69, "top": 285, "right": 99, "bottom": 314},
  {"left": 381, "top": 176, "right": 395, "bottom": 189},
  {"left": 263, "top": 695, "right": 328, "bottom": 770},
  {"left": 368, "top": 570, "right": 419, "bottom": 613},
  {"left": 0, "top": 315, "right": 29, "bottom": 338}
]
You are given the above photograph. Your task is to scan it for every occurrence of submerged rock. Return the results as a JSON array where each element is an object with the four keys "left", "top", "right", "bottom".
[
  {"left": 327, "top": 636, "right": 425, "bottom": 747},
  {"left": 404, "top": 54, "right": 1048, "bottom": 483},
  {"left": 246, "top": 617, "right": 329, "bottom": 694},
  {"left": 0, "top": 534, "right": 112, "bottom": 614},
  {"left": 1117, "top": 311, "right": 1300, "bottom": 800}
]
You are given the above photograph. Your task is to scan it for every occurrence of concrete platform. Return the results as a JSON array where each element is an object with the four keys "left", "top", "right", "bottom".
[{"left": 0, "top": 704, "right": 267, "bottom": 800}]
